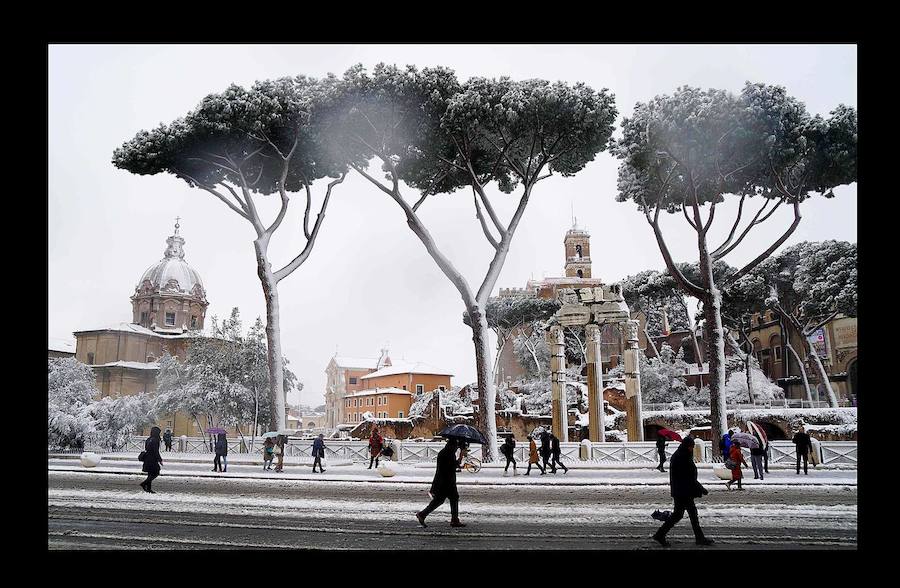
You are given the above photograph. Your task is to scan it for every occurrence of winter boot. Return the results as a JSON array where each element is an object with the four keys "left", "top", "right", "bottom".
[
  {"left": 696, "top": 537, "right": 715, "bottom": 546},
  {"left": 415, "top": 512, "right": 427, "bottom": 528},
  {"left": 450, "top": 519, "right": 467, "bottom": 528},
  {"left": 651, "top": 533, "right": 670, "bottom": 547}
]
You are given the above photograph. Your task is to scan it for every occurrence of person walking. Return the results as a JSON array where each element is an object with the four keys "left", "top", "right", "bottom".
[
  {"left": 368, "top": 428, "right": 384, "bottom": 470},
  {"left": 726, "top": 440, "right": 749, "bottom": 491},
  {"left": 652, "top": 436, "right": 714, "bottom": 547},
  {"left": 792, "top": 426, "right": 813, "bottom": 475},
  {"left": 539, "top": 430, "right": 552, "bottom": 473},
  {"left": 162, "top": 428, "right": 173, "bottom": 452},
  {"left": 501, "top": 436, "right": 517, "bottom": 475},
  {"left": 549, "top": 433, "right": 568, "bottom": 474},
  {"left": 524, "top": 435, "right": 546, "bottom": 475},
  {"left": 213, "top": 433, "right": 228, "bottom": 472},
  {"left": 656, "top": 435, "right": 667, "bottom": 472},
  {"left": 139, "top": 426, "right": 164, "bottom": 494},
  {"left": 416, "top": 437, "right": 466, "bottom": 528},
  {"left": 750, "top": 443, "right": 765, "bottom": 480},
  {"left": 312, "top": 433, "right": 326, "bottom": 473},
  {"left": 719, "top": 431, "right": 732, "bottom": 462},
  {"left": 274, "top": 434, "right": 286, "bottom": 473},
  {"left": 262, "top": 437, "right": 275, "bottom": 470}
]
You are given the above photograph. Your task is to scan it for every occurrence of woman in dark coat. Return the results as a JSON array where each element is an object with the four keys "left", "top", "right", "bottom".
[
  {"left": 501, "top": 436, "right": 517, "bottom": 475},
  {"left": 539, "top": 430, "right": 552, "bottom": 472},
  {"left": 652, "top": 436, "right": 714, "bottom": 547},
  {"left": 549, "top": 433, "right": 568, "bottom": 474},
  {"left": 312, "top": 434, "right": 326, "bottom": 473},
  {"left": 416, "top": 438, "right": 465, "bottom": 528},
  {"left": 140, "top": 426, "right": 164, "bottom": 493}
]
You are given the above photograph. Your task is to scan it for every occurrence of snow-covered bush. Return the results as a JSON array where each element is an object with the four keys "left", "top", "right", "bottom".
[
  {"left": 90, "top": 393, "right": 156, "bottom": 450},
  {"left": 48, "top": 358, "right": 97, "bottom": 449},
  {"left": 723, "top": 359, "right": 785, "bottom": 405},
  {"left": 440, "top": 388, "right": 473, "bottom": 416},
  {"left": 408, "top": 391, "right": 434, "bottom": 417},
  {"left": 517, "top": 378, "right": 585, "bottom": 415},
  {"left": 608, "top": 344, "right": 707, "bottom": 407}
]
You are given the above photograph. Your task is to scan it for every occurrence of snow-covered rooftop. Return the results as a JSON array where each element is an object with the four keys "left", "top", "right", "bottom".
[
  {"left": 331, "top": 356, "right": 381, "bottom": 369},
  {"left": 360, "top": 360, "right": 453, "bottom": 379},
  {"left": 48, "top": 337, "right": 76, "bottom": 353},
  {"left": 91, "top": 360, "right": 161, "bottom": 370},
  {"left": 347, "top": 387, "right": 412, "bottom": 397},
  {"left": 73, "top": 322, "right": 203, "bottom": 339}
]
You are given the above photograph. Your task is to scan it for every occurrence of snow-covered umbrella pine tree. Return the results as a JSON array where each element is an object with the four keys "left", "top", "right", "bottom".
[
  {"left": 613, "top": 83, "right": 856, "bottom": 441},
  {"left": 326, "top": 64, "right": 617, "bottom": 461},
  {"left": 113, "top": 76, "right": 357, "bottom": 432}
]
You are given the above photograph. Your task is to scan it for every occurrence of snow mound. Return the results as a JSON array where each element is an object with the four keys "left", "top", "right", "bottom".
[{"left": 80, "top": 452, "right": 102, "bottom": 468}]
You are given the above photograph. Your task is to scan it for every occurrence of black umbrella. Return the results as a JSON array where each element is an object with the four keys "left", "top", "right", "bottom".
[{"left": 438, "top": 424, "right": 488, "bottom": 445}]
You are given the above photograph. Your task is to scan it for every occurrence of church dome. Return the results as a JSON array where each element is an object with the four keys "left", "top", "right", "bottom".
[{"left": 134, "top": 223, "right": 206, "bottom": 301}]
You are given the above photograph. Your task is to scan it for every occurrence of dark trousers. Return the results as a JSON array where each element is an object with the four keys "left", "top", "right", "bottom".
[
  {"left": 369, "top": 454, "right": 380, "bottom": 469},
  {"left": 164, "top": 442, "right": 172, "bottom": 452},
  {"left": 213, "top": 454, "right": 223, "bottom": 471},
  {"left": 796, "top": 450, "right": 809, "bottom": 474},
  {"left": 504, "top": 456, "right": 517, "bottom": 471},
  {"left": 657, "top": 448, "right": 666, "bottom": 469},
  {"left": 420, "top": 492, "right": 459, "bottom": 521},
  {"left": 550, "top": 454, "right": 567, "bottom": 472},
  {"left": 526, "top": 460, "right": 545, "bottom": 474},
  {"left": 313, "top": 456, "right": 324, "bottom": 472},
  {"left": 541, "top": 453, "right": 551, "bottom": 471},
  {"left": 141, "top": 471, "right": 159, "bottom": 490},
  {"left": 763, "top": 449, "right": 769, "bottom": 473},
  {"left": 655, "top": 497, "right": 705, "bottom": 541}
]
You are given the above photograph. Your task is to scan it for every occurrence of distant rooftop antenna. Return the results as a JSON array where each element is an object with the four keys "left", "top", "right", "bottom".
[{"left": 174, "top": 216, "right": 181, "bottom": 235}]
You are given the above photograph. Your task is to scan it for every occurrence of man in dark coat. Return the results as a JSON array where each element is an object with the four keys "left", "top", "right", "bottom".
[
  {"left": 162, "top": 429, "right": 173, "bottom": 452},
  {"left": 140, "top": 426, "right": 164, "bottom": 493},
  {"left": 539, "top": 430, "right": 552, "bottom": 473},
  {"left": 549, "top": 433, "right": 568, "bottom": 474},
  {"left": 792, "top": 426, "right": 812, "bottom": 475},
  {"left": 652, "top": 436, "right": 714, "bottom": 547},
  {"left": 213, "top": 433, "right": 228, "bottom": 472},
  {"left": 416, "top": 438, "right": 465, "bottom": 528},
  {"left": 312, "top": 434, "right": 326, "bottom": 473},
  {"left": 656, "top": 435, "right": 667, "bottom": 472}
]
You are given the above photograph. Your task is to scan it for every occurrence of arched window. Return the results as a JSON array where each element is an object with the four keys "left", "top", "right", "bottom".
[
  {"left": 577, "top": 269, "right": 584, "bottom": 278},
  {"left": 769, "top": 334, "right": 782, "bottom": 361},
  {"left": 575, "top": 244, "right": 582, "bottom": 258},
  {"left": 86, "top": 352, "right": 95, "bottom": 365}
]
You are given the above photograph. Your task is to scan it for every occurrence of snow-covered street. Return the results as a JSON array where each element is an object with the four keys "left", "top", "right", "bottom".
[{"left": 48, "top": 458, "right": 856, "bottom": 550}]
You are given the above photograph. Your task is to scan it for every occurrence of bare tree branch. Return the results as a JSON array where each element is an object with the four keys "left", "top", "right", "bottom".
[
  {"left": 175, "top": 171, "right": 251, "bottom": 222},
  {"left": 723, "top": 201, "right": 802, "bottom": 287},
  {"left": 472, "top": 187, "right": 500, "bottom": 250}
]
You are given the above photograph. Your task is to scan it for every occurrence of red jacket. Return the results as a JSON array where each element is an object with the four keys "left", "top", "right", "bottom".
[
  {"left": 729, "top": 445, "right": 748, "bottom": 480},
  {"left": 369, "top": 433, "right": 383, "bottom": 456}
]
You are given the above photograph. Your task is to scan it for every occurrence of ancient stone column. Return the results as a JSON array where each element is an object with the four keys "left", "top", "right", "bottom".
[
  {"left": 585, "top": 323, "right": 606, "bottom": 443},
  {"left": 624, "top": 319, "right": 644, "bottom": 442},
  {"left": 547, "top": 325, "right": 568, "bottom": 442}
]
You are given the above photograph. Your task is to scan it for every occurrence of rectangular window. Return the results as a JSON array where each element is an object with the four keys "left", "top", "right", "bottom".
[
  {"left": 398, "top": 411, "right": 404, "bottom": 418},
  {"left": 439, "top": 386, "right": 446, "bottom": 392},
  {"left": 140, "top": 311, "right": 149, "bottom": 325},
  {"left": 416, "top": 384, "right": 424, "bottom": 394},
  {"left": 191, "top": 315, "right": 197, "bottom": 328},
  {"left": 403, "top": 385, "right": 407, "bottom": 390},
  {"left": 349, "top": 377, "right": 357, "bottom": 385},
  {"left": 86, "top": 352, "right": 95, "bottom": 365},
  {"left": 383, "top": 396, "right": 387, "bottom": 405},
  {"left": 774, "top": 347, "right": 782, "bottom": 360},
  {"left": 165, "top": 312, "right": 176, "bottom": 326}
]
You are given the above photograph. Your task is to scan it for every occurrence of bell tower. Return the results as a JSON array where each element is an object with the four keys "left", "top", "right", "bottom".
[{"left": 564, "top": 221, "right": 592, "bottom": 279}]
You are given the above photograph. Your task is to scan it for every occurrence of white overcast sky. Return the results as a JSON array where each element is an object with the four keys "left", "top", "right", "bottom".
[{"left": 48, "top": 44, "right": 857, "bottom": 407}]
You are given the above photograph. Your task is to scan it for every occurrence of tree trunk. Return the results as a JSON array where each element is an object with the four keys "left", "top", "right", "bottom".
[
  {"left": 250, "top": 386, "right": 259, "bottom": 453},
  {"left": 698, "top": 244, "right": 728, "bottom": 441},
  {"left": 745, "top": 357, "right": 754, "bottom": 404},
  {"left": 469, "top": 306, "right": 499, "bottom": 462},
  {"left": 255, "top": 239, "right": 286, "bottom": 433},
  {"left": 803, "top": 338, "right": 839, "bottom": 408},
  {"left": 492, "top": 333, "right": 507, "bottom": 388},
  {"left": 643, "top": 325, "right": 660, "bottom": 358},
  {"left": 785, "top": 343, "right": 813, "bottom": 403},
  {"left": 679, "top": 298, "right": 704, "bottom": 369}
]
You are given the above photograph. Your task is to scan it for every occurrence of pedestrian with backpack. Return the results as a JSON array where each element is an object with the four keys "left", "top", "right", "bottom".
[{"left": 500, "top": 436, "right": 517, "bottom": 475}]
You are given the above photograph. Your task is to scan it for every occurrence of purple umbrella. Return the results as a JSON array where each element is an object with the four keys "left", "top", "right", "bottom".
[{"left": 730, "top": 431, "right": 759, "bottom": 449}]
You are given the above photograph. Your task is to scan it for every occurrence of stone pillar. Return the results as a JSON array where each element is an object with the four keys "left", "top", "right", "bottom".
[
  {"left": 547, "top": 325, "right": 568, "bottom": 442},
  {"left": 624, "top": 320, "right": 644, "bottom": 442},
  {"left": 585, "top": 323, "right": 605, "bottom": 443}
]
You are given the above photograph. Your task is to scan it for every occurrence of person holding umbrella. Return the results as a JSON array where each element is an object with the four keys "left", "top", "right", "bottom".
[
  {"left": 719, "top": 430, "right": 732, "bottom": 462},
  {"left": 524, "top": 434, "right": 545, "bottom": 475},
  {"left": 656, "top": 434, "right": 667, "bottom": 472},
  {"left": 213, "top": 432, "right": 228, "bottom": 472},
  {"left": 139, "top": 426, "right": 164, "bottom": 494},
  {"left": 416, "top": 437, "right": 466, "bottom": 528},
  {"left": 262, "top": 436, "right": 275, "bottom": 470},
  {"left": 652, "top": 436, "right": 714, "bottom": 547}
]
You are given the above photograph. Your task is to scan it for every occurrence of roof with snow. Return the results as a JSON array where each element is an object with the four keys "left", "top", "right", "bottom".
[
  {"left": 347, "top": 387, "right": 412, "bottom": 397},
  {"left": 360, "top": 360, "right": 453, "bottom": 379},
  {"left": 91, "top": 360, "right": 161, "bottom": 370},
  {"left": 73, "top": 322, "right": 204, "bottom": 339},
  {"left": 331, "top": 356, "right": 381, "bottom": 369},
  {"left": 48, "top": 337, "right": 76, "bottom": 353}
]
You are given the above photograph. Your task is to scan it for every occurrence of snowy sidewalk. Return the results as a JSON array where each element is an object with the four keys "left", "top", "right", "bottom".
[{"left": 49, "top": 457, "right": 856, "bottom": 487}]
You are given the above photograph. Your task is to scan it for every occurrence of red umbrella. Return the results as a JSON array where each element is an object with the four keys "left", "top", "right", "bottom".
[{"left": 657, "top": 428, "right": 683, "bottom": 441}]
